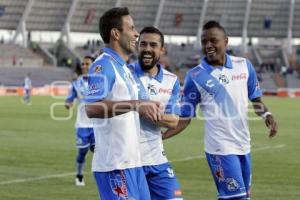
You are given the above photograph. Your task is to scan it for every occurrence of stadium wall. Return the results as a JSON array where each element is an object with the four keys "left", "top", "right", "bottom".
[{"left": 0, "top": 86, "right": 300, "bottom": 98}]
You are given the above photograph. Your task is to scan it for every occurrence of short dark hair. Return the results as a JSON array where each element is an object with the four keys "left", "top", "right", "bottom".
[
  {"left": 203, "top": 20, "right": 227, "bottom": 36},
  {"left": 99, "top": 7, "right": 130, "bottom": 43},
  {"left": 84, "top": 55, "right": 95, "bottom": 62},
  {"left": 139, "top": 26, "right": 165, "bottom": 47}
]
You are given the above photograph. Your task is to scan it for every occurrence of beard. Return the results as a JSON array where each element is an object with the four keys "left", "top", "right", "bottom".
[{"left": 138, "top": 51, "right": 160, "bottom": 71}]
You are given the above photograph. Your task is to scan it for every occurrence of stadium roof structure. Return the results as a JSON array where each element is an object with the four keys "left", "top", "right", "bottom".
[{"left": 0, "top": 0, "right": 298, "bottom": 52}]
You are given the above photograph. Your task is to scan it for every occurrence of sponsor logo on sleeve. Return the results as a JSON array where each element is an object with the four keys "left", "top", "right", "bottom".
[
  {"left": 94, "top": 65, "right": 102, "bottom": 73},
  {"left": 86, "top": 83, "right": 102, "bottom": 95}
]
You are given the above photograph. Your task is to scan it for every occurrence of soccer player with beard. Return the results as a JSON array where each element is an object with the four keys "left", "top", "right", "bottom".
[
  {"left": 85, "top": 7, "right": 161, "bottom": 200},
  {"left": 163, "top": 21, "right": 278, "bottom": 200},
  {"left": 128, "top": 26, "right": 183, "bottom": 200}
]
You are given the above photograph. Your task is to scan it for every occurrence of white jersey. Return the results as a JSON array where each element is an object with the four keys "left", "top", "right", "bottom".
[
  {"left": 85, "top": 48, "right": 141, "bottom": 172},
  {"left": 181, "top": 55, "right": 262, "bottom": 155},
  {"left": 129, "top": 62, "right": 181, "bottom": 166}
]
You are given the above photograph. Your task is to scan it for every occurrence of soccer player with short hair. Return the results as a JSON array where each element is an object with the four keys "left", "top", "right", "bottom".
[
  {"left": 65, "top": 55, "right": 95, "bottom": 186},
  {"left": 85, "top": 7, "right": 161, "bottom": 200},
  {"left": 128, "top": 26, "right": 183, "bottom": 200},
  {"left": 163, "top": 20, "right": 278, "bottom": 200}
]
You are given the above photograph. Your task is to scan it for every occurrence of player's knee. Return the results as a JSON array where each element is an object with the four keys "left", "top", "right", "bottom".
[{"left": 76, "top": 148, "right": 89, "bottom": 163}]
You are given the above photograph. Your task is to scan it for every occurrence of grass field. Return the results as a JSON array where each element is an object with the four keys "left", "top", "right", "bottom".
[{"left": 0, "top": 96, "right": 299, "bottom": 200}]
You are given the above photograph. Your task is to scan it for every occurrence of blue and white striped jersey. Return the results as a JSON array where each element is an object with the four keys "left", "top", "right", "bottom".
[
  {"left": 181, "top": 54, "right": 262, "bottom": 155},
  {"left": 85, "top": 48, "right": 142, "bottom": 172},
  {"left": 129, "top": 62, "right": 181, "bottom": 165}
]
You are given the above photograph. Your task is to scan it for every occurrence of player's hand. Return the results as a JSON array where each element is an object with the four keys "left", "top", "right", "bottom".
[
  {"left": 137, "top": 100, "right": 163, "bottom": 123},
  {"left": 65, "top": 102, "right": 73, "bottom": 110},
  {"left": 265, "top": 114, "right": 277, "bottom": 138}
]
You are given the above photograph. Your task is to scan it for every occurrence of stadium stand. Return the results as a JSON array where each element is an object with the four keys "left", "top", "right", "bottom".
[
  {"left": 204, "top": 0, "right": 246, "bottom": 37},
  {"left": 0, "top": 66, "right": 73, "bottom": 87},
  {"left": 0, "top": 0, "right": 299, "bottom": 92},
  {"left": 0, "top": 44, "right": 43, "bottom": 67},
  {"left": 27, "top": 0, "right": 72, "bottom": 31}
]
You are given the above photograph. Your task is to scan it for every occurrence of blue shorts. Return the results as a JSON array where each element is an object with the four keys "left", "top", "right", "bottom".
[
  {"left": 94, "top": 167, "right": 151, "bottom": 200},
  {"left": 206, "top": 153, "right": 251, "bottom": 200},
  {"left": 76, "top": 128, "right": 95, "bottom": 149},
  {"left": 143, "top": 162, "right": 183, "bottom": 200}
]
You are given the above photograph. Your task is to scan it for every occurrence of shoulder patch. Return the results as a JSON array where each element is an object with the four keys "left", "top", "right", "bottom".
[{"left": 94, "top": 65, "right": 102, "bottom": 73}]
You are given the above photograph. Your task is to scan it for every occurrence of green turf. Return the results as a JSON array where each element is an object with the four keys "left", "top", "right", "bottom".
[{"left": 0, "top": 96, "right": 299, "bottom": 200}]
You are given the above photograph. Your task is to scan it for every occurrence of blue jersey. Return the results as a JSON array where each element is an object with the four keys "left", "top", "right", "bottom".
[
  {"left": 85, "top": 48, "right": 142, "bottom": 172},
  {"left": 181, "top": 54, "right": 262, "bottom": 155},
  {"left": 66, "top": 76, "right": 93, "bottom": 128}
]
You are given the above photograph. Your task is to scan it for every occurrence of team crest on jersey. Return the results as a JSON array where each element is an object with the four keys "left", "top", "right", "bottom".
[
  {"left": 147, "top": 84, "right": 158, "bottom": 95},
  {"left": 109, "top": 171, "right": 129, "bottom": 199},
  {"left": 226, "top": 178, "right": 239, "bottom": 191},
  {"left": 219, "top": 74, "right": 229, "bottom": 85},
  {"left": 94, "top": 65, "right": 102, "bottom": 73}
]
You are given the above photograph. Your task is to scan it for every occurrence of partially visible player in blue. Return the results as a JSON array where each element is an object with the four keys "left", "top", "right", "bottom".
[
  {"left": 23, "top": 73, "right": 32, "bottom": 104},
  {"left": 65, "top": 55, "right": 95, "bottom": 186},
  {"left": 128, "top": 26, "right": 183, "bottom": 200},
  {"left": 163, "top": 21, "right": 278, "bottom": 200},
  {"left": 85, "top": 7, "right": 162, "bottom": 200}
]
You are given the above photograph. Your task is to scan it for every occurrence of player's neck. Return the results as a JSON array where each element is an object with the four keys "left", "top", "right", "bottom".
[
  {"left": 209, "top": 57, "right": 226, "bottom": 68},
  {"left": 145, "top": 65, "right": 158, "bottom": 77},
  {"left": 107, "top": 43, "right": 129, "bottom": 63}
]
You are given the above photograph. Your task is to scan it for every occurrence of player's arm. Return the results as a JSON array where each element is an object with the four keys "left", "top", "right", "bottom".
[
  {"left": 86, "top": 99, "right": 162, "bottom": 123},
  {"left": 162, "top": 71, "right": 200, "bottom": 139},
  {"left": 247, "top": 59, "right": 278, "bottom": 138},
  {"left": 85, "top": 61, "right": 162, "bottom": 122},
  {"left": 162, "top": 118, "right": 191, "bottom": 139},
  {"left": 155, "top": 114, "right": 179, "bottom": 129},
  {"left": 251, "top": 97, "right": 278, "bottom": 138},
  {"left": 65, "top": 81, "right": 77, "bottom": 110}
]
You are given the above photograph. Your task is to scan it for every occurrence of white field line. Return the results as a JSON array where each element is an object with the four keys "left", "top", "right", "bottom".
[{"left": 0, "top": 144, "right": 285, "bottom": 185}]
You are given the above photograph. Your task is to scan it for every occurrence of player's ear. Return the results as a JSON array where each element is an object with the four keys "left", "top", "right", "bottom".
[
  {"left": 111, "top": 28, "right": 120, "bottom": 41},
  {"left": 160, "top": 46, "right": 166, "bottom": 56},
  {"left": 225, "top": 36, "right": 229, "bottom": 47}
]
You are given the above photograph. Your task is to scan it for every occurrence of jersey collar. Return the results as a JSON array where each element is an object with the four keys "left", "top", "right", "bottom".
[
  {"left": 134, "top": 62, "right": 164, "bottom": 82},
  {"left": 103, "top": 47, "right": 126, "bottom": 66},
  {"left": 201, "top": 54, "right": 233, "bottom": 72}
]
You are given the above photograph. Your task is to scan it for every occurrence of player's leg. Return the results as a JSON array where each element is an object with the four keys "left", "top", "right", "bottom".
[
  {"left": 88, "top": 128, "right": 95, "bottom": 153},
  {"left": 24, "top": 89, "right": 29, "bottom": 103},
  {"left": 94, "top": 167, "right": 151, "bottom": 200},
  {"left": 75, "top": 128, "right": 90, "bottom": 186},
  {"left": 240, "top": 154, "right": 252, "bottom": 199},
  {"left": 144, "top": 163, "right": 183, "bottom": 200},
  {"left": 206, "top": 153, "right": 248, "bottom": 200}
]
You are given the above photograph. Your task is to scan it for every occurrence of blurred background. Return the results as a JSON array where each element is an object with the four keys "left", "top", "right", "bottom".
[
  {"left": 0, "top": 1, "right": 299, "bottom": 200},
  {"left": 0, "top": 0, "right": 299, "bottom": 93}
]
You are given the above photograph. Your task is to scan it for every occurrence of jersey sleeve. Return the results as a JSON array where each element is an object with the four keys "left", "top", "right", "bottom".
[
  {"left": 65, "top": 81, "right": 77, "bottom": 103},
  {"left": 246, "top": 59, "right": 262, "bottom": 100},
  {"left": 180, "top": 72, "right": 201, "bottom": 118},
  {"left": 84, "top": 59, "right": 115, "bottom": 103},
  {"left": 165, "top": 78, "right": 181, "bottom": 115}
]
